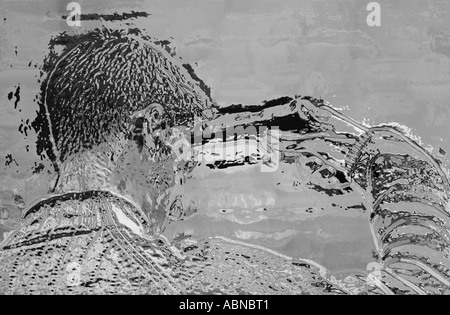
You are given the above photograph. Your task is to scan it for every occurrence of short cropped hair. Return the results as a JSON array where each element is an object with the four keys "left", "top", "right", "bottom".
[{"left": 33, "top": 28, "right": 214, "bottom": 166}]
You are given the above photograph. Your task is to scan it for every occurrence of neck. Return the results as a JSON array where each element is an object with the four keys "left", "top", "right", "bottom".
[{"left": 53, "top": 143, "right": 121, "bottom": 194}]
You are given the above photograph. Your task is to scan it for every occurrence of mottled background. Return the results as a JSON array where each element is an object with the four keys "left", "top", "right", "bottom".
[{"left": 1, "top": 0, "right": 450, "bottom": 274}]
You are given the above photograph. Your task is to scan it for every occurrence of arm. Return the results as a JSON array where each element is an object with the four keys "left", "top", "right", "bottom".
[{"left": 180, "top": 96, "right": 450, "bottom": 294}]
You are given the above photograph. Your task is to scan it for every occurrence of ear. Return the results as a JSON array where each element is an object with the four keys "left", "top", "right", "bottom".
[
  {"left": 144, "top": 103, "right": 165, "bottom": 132},
  {"left": 143, "top": 103, "right": 163, "bottom": 150}
]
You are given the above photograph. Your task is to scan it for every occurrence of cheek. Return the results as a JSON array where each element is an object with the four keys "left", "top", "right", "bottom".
[{"left": 113, "top": 147, "right": 178, "bottom": 196}]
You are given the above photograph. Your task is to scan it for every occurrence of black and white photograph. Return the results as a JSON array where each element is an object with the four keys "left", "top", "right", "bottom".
[{"left": 0, "top": 0, "right": 449, "bottom": 298}]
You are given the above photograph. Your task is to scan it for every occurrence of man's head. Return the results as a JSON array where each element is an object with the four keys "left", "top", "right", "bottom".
[{"left": 33, "top": 28, "right": 215, "bottom": 168}]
